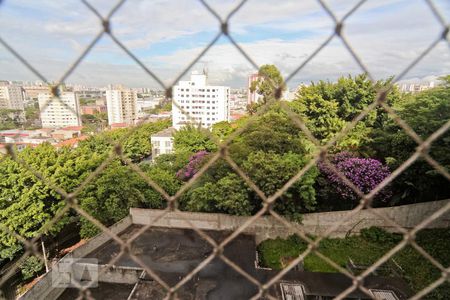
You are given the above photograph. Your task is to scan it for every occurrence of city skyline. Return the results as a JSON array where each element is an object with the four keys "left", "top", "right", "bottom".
[{"left": 0, "top": 0, "right": 449, "bottom": 88}]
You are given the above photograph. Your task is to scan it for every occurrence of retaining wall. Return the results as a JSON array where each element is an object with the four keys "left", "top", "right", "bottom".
[{"left": 131, "top": 199, "right": 450, "bottom": 242}]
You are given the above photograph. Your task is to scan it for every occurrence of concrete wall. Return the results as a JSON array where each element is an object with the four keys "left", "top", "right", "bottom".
[
  {"left": 19, "top": 216, "right": 132, "bottom": 300},
  {"left": 96, "top": 265, "right": 142, "bottom": 284},
  {"left": 301, "top": 199, "right": 450, "bottom": 237},
  {"left": 71, "top": 263, "right": 142, "bottom": 285},
  {"left": 131, "top": 199, "right": 450, "bottom": 242}
]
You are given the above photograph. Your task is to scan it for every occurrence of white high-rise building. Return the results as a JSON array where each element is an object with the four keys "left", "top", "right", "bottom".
[
  {"left": 0, "top": 83, "right": 25, "bottom": 110},
  {"left": 105, "top": 86, "right": 138, "bottom": 126},
  {"left": 172, "top": 71, "right": 230, "bottom": 129},
  {"left": 38, "top": 91, "right": 81, "bottom": 128}
]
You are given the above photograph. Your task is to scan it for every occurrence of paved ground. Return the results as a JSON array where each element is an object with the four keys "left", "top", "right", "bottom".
[
  {"left": 56, "top": 225, "right": 410, "bottom": 300},
  {"left": 83, "top": 226, "right": 259, "bottom": 299},
  {"left": 58, "top": 282, "right": 134, "bottom": 299}
]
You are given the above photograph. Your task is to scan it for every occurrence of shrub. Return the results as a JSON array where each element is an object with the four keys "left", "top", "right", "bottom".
[
  {"left": 176, "top": 151, "right": 209, "bottom": 181},
  {"left": 360, "top": 227, "right": 401, "bottom": 244},
  {"left": 319, "top": 152, "right": 392, "bottom": 204},
  {"left": 20, "top": 256, "right": 43, "bottom": 280}
]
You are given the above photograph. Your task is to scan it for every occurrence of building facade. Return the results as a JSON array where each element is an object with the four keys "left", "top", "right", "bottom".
[
  {"left": 23, "top": 85, "right": 49, "bottom": 100},
  {"left": 106, "top": 86, "right": 138, "bottom": 126},
  {"left": 172, "top": 71, "right": 230, "bottom": 129},
  {"left": 38, "top": 91, "right": 82, "bottom": 128},
  {"left": 399, "top": 82, "right": 435, "bottom": 93},
  {"left": 247, "top": 73, "right": 262, "bottom": 105},
  {"left": 81, "top": 105, "right": 107, "bottom": 115},
  {"left": 150, "top": 127, "right": 176, "bottom": 160},
  {"left": 0, "top": 83, "right": 25, "bottom": 110}
]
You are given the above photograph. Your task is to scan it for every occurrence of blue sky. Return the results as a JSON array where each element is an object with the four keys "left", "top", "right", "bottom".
[{"left": 0, "top": 0, "right": 449, "bottom": 88}]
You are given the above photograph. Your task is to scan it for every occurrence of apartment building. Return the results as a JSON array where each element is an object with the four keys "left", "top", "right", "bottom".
[
  {"left": 23, "top": 85, "right": 49, "bottom": 100},
  {"left": 0, "top": 83, "right": 25, "bottom": 110},
  {"left": 105, "top": 86, "right": 138, "bottom": 126},
  {"left": 172, "top": 71, "right": 230, "bottom": 129},
  {"left": 247, "top": 73, "right": 262, "bottom": 105},
  {"left": 399, "top": 82, "right": 435, "bottom": 93},
  {"left": 38, "top": 91, "right": 82, "bottom": 128}
]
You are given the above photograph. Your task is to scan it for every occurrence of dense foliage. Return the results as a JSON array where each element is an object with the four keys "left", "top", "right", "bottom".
[
  {"left": 0, "top": 120, "right": 172, "bottom": 259},
  {"left": 319, "top": 152, "right": 391, "bottom": 206},
  {"left": 19, "top": 256, "right": 44, "bottom": 280},
  {"left": 176, "top": 151, "right": 209, "bottom": 181},
  {"left": 0, "top": 109, "right": 24, "bottom": 130},
  {"left": 258, "top": 227, "right": 450, "bottom": 299},
  {"left": 365, "top": 75, "right": 450, "bottom": 203}
]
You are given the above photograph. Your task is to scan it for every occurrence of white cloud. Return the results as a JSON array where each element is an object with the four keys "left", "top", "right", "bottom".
[{"left": 0, "top": 0, "right": 448, "bottom": 88}]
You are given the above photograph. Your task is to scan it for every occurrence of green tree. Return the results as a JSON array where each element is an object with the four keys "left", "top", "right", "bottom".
[
  {"left": 143, "top": 167, "right": 182, "bottom": 208},
  {"left": 184, "top": 173, "right": 252, "bottom": 215},
  {"left": 81, "top": 112, "right": 108, "bottom": 134},
  {"left": 230, "top": 107, "right": 313, "bottom": 161},
  {"left": 250, "top": 64, "right": 285, "bottom": 104},
  {"left": 173, "top": 126, "right": 218, "bottom": 153},
  {"left": 122, "top": 120, "right": 171, "bottom": 162},
  {"left": 0, "top": 143, "right": 98, "bottom": 260},
  {"left": 367, "top": 76, "right": 450, "bottom": 203},
  {"left": 0, "top": 109, "right": 23, "bottom": 130},
  {"left": 291, "top": 74, "right": 401, "bottom": 151},
  {"left": 78, "top": 159, "right": 182, "bottom": 238},
  {"left": 212, "top": 121, "right": 234, "bottom": 143},
  {"left": 20, "top": 256, "right": 44, "bottom": 280},
  {"left": 242, "top": 151, "right": 318, "bottom": 217},
  {"left": 79, "top": 160, "right": 148, "bottom": 237}
]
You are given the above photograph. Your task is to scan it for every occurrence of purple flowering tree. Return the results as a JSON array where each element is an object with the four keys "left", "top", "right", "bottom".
[
  {"left": 176, "top": 151, "right": 209, "bottom": 181},
  {"left": 319, "top": 152, "right": 391, "bottom": 203}
]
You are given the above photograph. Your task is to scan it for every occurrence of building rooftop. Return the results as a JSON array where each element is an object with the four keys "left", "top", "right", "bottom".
[
  {"left": 151, "top": 127, "right": 176, "bottom": 138},
  {"left": 55, "top": 136, "right": 88, "bottom": 148},
  {"left": 61, "top": 126, "right": 83, "bottom": 131},
  {"left": 110, "top": 123, "right": 129, "bottom": 128},
  {"left": 52, "top": 225, "right": 411, "bottom": 300},
  {"left": 21, "top": 209, "right": 412, "bottom": 300}
]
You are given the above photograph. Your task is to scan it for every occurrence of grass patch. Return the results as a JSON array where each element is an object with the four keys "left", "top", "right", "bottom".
[{"left": 257, "top": 227, "right": 450, "bottom": 299}]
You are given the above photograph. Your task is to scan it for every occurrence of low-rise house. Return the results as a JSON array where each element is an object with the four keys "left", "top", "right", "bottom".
[{"left": 151, "top": 127, "right": 176, "bottom": 160}]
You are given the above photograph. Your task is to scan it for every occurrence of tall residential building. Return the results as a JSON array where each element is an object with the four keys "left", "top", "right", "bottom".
[
  {"left": 38, "top": 91, "right": 82, "bottom": 128},
  {"left": 105, "top": 86, "right": 138, "bottom": 126},
  {"left": 0, "top": 83, "right": 25, "bottom": 110},
  {"left": 247, "top": 73, "right": 262, "bottom": 105},
  {"left": 172, "top": 71, "right": 230, "bottom": 129}
]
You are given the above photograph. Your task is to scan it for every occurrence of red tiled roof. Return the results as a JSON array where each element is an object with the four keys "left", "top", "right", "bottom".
[
  {"left": 55, "top": 136, "right": 88, "bottom": 147},
  {"left": 0, "top": 132, "right": 29, "bottom": 137},
  {"left": 230, "top": 113, "right": 245, "bottom": 120},
  {"left": 62, "top": 126, "right": 83, "bottom": 131},
  {"left": 110, "top": 123, "right": 128, "bottom": 128}
]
